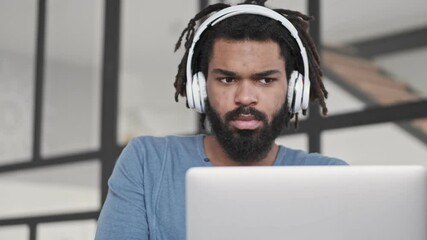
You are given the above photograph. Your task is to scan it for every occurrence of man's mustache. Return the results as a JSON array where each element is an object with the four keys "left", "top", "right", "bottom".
[{"left": 224, "top": 106, "right": 267, "bottom": 122}]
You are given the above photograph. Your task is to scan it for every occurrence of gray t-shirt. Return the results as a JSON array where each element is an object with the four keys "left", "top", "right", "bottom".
[{"left": 95, "top": 135, "right": 347, "bottom": 240}]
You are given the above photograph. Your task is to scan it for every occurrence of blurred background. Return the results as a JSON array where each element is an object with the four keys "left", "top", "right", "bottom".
[{"left": 0, "top": 0, "right": 426, "bottom": 239}]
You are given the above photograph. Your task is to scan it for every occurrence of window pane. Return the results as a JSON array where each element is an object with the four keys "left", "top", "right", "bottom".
[
  {"left": 41, "top": 0, "right": 102, "bottom": 157},
  {"left": 374, "top": 47, "right": 427, "bottom": 99},
  {"left": 323, "top": 120, "right": 427, "bottom": 166},
  {"left": 0, "top": 226, "right": 28, "bottom": 240},
  {"left": 0, "top": 1, "right": 36, "bottom": 164},
  {"left": 118, "top": 0, "right": 198, "bottom": 144},
  {"left": 37, "top": 220, "right": 96, "bottom": 240},
  {"left": 0, "top": 160, "right": 100, "bottom": 219},
  {"left": 323, "top": 78, "right": 366, "bottom": 115},
  {"left": 323, "top": 0, "right": 427, "bottom": 44},
  {"left": 323, "top": 49, "right": 427, "bottom": 112},
  {"left": 322, "top": 0, "right": 427, "bottom": 111}
]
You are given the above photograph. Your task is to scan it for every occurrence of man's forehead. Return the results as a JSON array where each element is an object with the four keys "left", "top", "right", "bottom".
[
  {"left": 209, "top": 38, "right": 286, "bottom": 70},
  {"left": 212, "top": 38, "right": 280, "bottom": 48},
  {"left": 211, "top": 38, "right": 284, "bottom": 58}
]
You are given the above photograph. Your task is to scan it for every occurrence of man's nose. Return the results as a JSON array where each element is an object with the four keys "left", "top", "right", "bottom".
[{"left": 234, "top": 80, "right": 258, "bottom": 106}]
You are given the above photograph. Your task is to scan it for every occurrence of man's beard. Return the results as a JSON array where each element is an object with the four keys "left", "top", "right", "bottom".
[{"left": 205, "top": 100, "right": 289, "bottom": 163}]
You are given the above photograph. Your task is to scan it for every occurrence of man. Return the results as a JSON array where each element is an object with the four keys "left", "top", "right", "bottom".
[{"left": 95, "top": 1, "right": 346, "bottom": 239}]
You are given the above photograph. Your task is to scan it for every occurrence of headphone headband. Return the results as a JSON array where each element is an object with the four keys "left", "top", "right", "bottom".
[{"left": 186, "top": 4, "right": 311, "bottom": 113}]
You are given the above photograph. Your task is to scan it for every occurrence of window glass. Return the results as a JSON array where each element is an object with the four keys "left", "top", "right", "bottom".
[
  {"left": 322, "top": 0, "right": 427, "bottom": 44},
  {"left": 37, "top": 220, "right": 96, "bottom": 240},
  {"left": 42, "top": 0, "right": 102, "bottom": 157},
  {"left": 0, "top": 160, "right": 100, "bottom": 219},
  {"left": 322, "top": 0, "right": 427, "bottom": 110},
  {"left": 0, "top": 0, "right": 36, "bottom": 164},
  {"left": 0, "top": 226, "right": 28, "bottom": 240},
  {"left": 323, "top": 78, "right": 366, "bottom": 115},
  {"left": 374, "top": 47, "right": 427, "bottom": 99},
  {"left": 323, "top": 120, "right": 427, "bottom": 166},
  {"left": 118, "top": 0, "right": 199, "bottom": 144}
]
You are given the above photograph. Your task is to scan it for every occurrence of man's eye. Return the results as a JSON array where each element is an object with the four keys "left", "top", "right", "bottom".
[
  {"left": 219, "top": 77, "right": 235, "bottom": 84},
  {"left": 259, "top": 78, "right": 274, "bottom": 84}
]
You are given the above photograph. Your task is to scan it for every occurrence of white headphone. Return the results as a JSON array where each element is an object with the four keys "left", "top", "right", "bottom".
[{"left": 186, "top": 4, "right": 311, "bottom": 114}]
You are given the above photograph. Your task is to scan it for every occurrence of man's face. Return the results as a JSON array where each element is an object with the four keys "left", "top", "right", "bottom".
[{"left": 205, "top": 38, "right": 289, "bottom": 162}]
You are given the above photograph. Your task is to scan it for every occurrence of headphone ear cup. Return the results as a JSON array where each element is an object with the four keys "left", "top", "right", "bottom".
[
  {"left": 192, "top": 73, "right": 202, "bottom": 113},
  {"left": 287, "top": 71, "right": 304, "bottom": 113},
  {"left": 198, "top": 72, "right": 207, "bottom": 113},
  {"left": 191, "top": 72, "right": 206, "bottom": 113},
  {"left": 301, "top": 76, "right": 311, "bottom": 111},
  {"left": 293, "top": 72, "right": 304, "bottom": 113},
  {"left": 186, "top": 73, "right": 196, "bottom": 110},
  {"left": 287, "top": 71, "right": 298, "bottom": 113}
]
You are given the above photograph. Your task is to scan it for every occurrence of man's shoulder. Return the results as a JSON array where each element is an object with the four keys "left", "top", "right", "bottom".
[
  {"left": 281, "top": 146, "right": 347, "bottom": 166},
  {"left": 128, "top": 135, "right": 202, "bottom": 147},
  {"left": 116, "top": 134, "right": 203, "bottom": 170},
  {"left": 127, "top": 134, "right": 202, "bottom": 153}
]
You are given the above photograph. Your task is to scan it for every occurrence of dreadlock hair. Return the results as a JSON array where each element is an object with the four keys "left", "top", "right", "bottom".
[{"left": 174, "top": 0, "right": 328, "bottom": 128}]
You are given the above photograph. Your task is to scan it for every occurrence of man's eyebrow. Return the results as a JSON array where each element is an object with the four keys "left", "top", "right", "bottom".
[
  {"left": 211, "top": 69, "right": 281, "bottom": 78},
  {"left": 252, "top": 70, "right": 281, "bottom": 78},
  {"left": 211, "top": 68, "right": 238, "bottom": 77}
]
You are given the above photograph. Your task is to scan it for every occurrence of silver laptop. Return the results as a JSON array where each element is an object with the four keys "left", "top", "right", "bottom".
[{"left": 186, "top": 166, "right": 426, "bottom": 240}]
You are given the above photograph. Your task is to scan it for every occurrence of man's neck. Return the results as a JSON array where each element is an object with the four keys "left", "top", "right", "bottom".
[{"left": 203, "top": 135, "right": 279, "bottom": 166}]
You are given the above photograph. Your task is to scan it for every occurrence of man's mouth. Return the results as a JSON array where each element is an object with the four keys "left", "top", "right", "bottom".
[{"left": 230, "top": 114, "right": 261, "bottom": 130}]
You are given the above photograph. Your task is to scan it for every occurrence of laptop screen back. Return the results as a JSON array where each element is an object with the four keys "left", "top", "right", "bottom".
[{"left": 186, "top": 166, "right": 426, "bottom": 240}]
